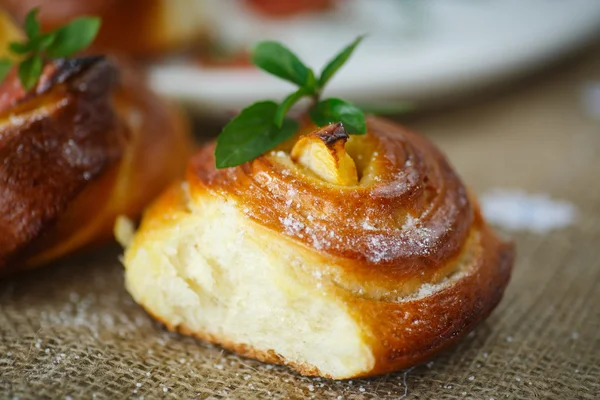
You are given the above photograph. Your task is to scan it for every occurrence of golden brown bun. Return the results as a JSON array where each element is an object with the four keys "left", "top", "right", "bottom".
[
  {"left": 0, "top": 56, "right": 193, "bottom": 275},
  {"left": 0, "top": 0, "right": 207, "bottom": 57},
  {"left": 121, "top": 118, "right": 513, "bottom": 379}
]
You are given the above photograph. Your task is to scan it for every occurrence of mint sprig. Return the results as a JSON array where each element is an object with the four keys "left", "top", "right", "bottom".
[
  {"left": 318, "top": 36, "right": 363, "bottom": 88},
  {"left": 0, "top": 8, "right": 101, "bottom": 90},
  {"left": 251, "top": 41, "right": 316, "bottom": 89},
  {"left": 215, "top": 101, "right": 299, "bottom": 169},
  {"left": 215, "top": 36, "right": 366, "bottom": 169},
  {"left": 310, "top": 98, "right": 366, "bottom": 135}
]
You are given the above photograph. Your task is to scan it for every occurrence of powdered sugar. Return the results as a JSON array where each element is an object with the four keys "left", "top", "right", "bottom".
[
  {"left": 581, "top": 81, "right": 600, "bottom": 120},
  {"left": 279, "top": 197, "right": 336, "bottom": 251},
  {"left": 413, "top": 283, "right": 437, "bottom": 298},
  {"left": 480, "top": 189, "right": 577, "bottom": 233},
  {"left": 284, "top": 188, "right": 298, "bottom": 208},
  {"left": 363, "top": 216, "right": 437, "bottom": 263},
  {"left": 37, "top": 291, "right": 150, "bottom": 338},
  {"left": 397, "top": 267, "right": 469, "bottom": 302},
  {"left": 361, "top": 220, "right": 377, "bottom": 230},
  {"left": 279, "top": 207, "right": 442, "bottom": 263},
  {"left": 366, "top": 235, "right": 388, "bottom": 263},
  {"left": 280, "top": 215, "right": 306, "bottom": 238}
]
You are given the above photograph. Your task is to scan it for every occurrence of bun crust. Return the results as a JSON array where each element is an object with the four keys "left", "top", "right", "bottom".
[
  {"left": 123, "top": 117, "right": 513, "bottom": 379},
  {"left": 0, "top": 56, "right": 192, "bottom": 274}
]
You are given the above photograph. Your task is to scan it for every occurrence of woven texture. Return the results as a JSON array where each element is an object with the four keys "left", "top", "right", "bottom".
[{"left": 2, "top": 48, "right": 600, "bottom": 399}]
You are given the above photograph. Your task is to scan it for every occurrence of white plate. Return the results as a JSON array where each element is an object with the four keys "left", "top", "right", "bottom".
[{"left": 149, "top": 0, "right": 600, "bottom": 115}]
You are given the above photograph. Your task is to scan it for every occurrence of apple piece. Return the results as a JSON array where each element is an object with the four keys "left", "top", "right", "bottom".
[{"left": 291, "top": 123, "right": 358, "bottom": 186}]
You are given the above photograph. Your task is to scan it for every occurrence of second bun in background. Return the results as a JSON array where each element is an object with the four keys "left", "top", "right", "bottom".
[
  {"left": 0, "top": 55, "right": 193, "bottom": 275},
  {"left": 0, "top": 0, "right": 208, "bottom": 58}
]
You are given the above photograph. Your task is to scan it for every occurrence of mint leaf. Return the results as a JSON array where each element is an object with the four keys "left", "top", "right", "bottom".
[
  {"left": 251, "top": 41, "right": 313, "bottom": 87},
  {"left": 9, "top": 33, "right": 56, "bottom": 55},
  {"left": 38, "top": 32, "right": 57, "bottom": 50},
  {"left": 46, "top": 17, "right": 101, "bottom": 58},
  {"left": 18, "top": 55, "right": 42, "bottom": 91},
  {"left": 0, "top": 59, "right": 12, "bottom": 83},
  {"left": 274, "top": 87, "right": 309, "bottom": 128},
  {"left": 215, "top": 101, "right": 299, "bottom": 168},
  {"left": 24, "top": 8, "right": 40, "bottom": 39},
  {"left": 310, "top": 98, "right": 366, "bottom": 134},
  {"left": 0, "top": 10, "right": 100, "bottom": 89},
  {"left": 9, "top": 42, "right": 31, "bottom": 54},
  {"left": 216, "top": 38, "right": 368, "bottom": 168},
  {"left": 318, "top": 36, "right": 364, "bottom": 88}
]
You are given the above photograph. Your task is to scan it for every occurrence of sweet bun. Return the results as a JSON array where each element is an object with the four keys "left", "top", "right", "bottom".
[
  {"left": 0, "top": 0, "right": 208, "bottom": 57},
  {"left": 0, "top": 56, "right": 192, "bottom": 275},
  {"left": 121, "top": 118, "right": 513, "bottom": 379}
]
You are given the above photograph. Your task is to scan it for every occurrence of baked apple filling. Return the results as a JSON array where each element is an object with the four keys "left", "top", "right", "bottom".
[{"left": 290, "top": 123, "right": 359, "bottom": 186}]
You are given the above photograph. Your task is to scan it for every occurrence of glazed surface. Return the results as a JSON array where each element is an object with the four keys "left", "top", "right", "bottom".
[
  {"left": 0, "top": 57, "right": 124, "bottom": 269},
  {"left": 190, "top": 118, "right": 473, "bottom": 291},
  {"left": 0, "top": 55, "right": 192, "bottom": 273}
]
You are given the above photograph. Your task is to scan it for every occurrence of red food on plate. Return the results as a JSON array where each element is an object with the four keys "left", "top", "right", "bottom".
[{"left": 245, "top": 0, "right": 335, "bottom": 17}]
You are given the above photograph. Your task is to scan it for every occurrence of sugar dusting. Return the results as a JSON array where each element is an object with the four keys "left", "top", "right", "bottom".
[
  {"left": 394, "top": 260, "right": 472, "bottom": 303},
  {"left": 255, "top": 163, "right": 454, "bottom": 264},
  {"left": 278, "top": 204, "right": 334, "bottom": 252},
  {"left": 37, "top": 291, "right": 150, "bottom": 337},
  {"left": 581, "top": 81, "right": 600, "bottom": 120},
  {"left": 480, "top": 189, "right": 577, "bottom": 233},
  {"left": 278, "top": 205, "right": 442, "bottom": 263},
  {"left": 365, "top": 214, "right": 439, "bottom": 263}
]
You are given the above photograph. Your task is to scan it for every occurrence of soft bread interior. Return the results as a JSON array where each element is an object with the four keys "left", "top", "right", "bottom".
[{"left": 124, "top": 186, "right": 375, "bottom": 379}]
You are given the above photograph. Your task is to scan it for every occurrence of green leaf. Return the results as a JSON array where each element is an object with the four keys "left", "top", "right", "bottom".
[
  {"left": 251, "top": 41, "right": 313, "bottom": 87},
  {"left": 0, "top": 59, "right": 13, "bottom": 83},
  {"left": 9, "top": 33, "right": 56, "bottom": 55},
  {"left": 38, "top": 32, "right": 58, "bottom": 50},
  {"left": 18, "top": 55, "right": 43, "bottom": 91},
  {"left": 318, "top": 35, "right": 364, "bottom": 88},
  {"left": 9, "top": 41, "right": 31, "bottom": 54},
  {"left": 46, "top": 17, "right": 101, "bottom": 58},
  {"left": 24, "top": 8, "right": 40, "bottom": 39},
  {"left": 305, "top": 69, "right": 317, "bottom": 93},
  {"left": 274, "top": 87, "right": 309, "bottom": 128},
  {"left": 215, "top": 101, "right": 299, "bottom": 168},
  {"left": 310, "top": 98, "right": 367, "bottom": 134}
]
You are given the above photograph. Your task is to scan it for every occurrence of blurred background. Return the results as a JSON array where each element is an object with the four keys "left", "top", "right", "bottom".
[
  {"left": 1, "top": 2, "right": 599, "bottom": 398},
  {"left": 3, "top": 0, "right": 600, "bottom": 118}
]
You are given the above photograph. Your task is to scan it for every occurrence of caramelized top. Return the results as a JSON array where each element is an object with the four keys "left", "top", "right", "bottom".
[
  {"left": 189, "top": 117, "right": 473, "bottom": 282},
  {"left": 0, "top": 57, "right": 125, "bottom": 268},
  {"left": 0, "top": 57, "right": 106, "bottom": 113}
]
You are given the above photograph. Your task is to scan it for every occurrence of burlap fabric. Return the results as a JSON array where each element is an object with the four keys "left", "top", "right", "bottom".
[{"left": 1, "top": 45, "right": 600, "bottom": 399}]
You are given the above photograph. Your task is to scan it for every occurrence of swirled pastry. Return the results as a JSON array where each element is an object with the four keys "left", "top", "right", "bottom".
[
  {"left": 121, "top": 119, "right": 513, "bottom": 379},
  {"left": 0, "top": 56, "right": 192, "bottom": 275}
]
